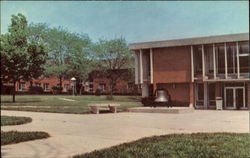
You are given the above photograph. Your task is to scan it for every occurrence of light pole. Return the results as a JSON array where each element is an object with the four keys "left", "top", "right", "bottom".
[{"left": 70, "top": 77, "right": 76, "bottom": 96}]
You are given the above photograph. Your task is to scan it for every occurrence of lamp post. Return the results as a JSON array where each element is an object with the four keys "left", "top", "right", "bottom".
[{"left": 70, "top": 77, "right": 76, "bottom": 96}]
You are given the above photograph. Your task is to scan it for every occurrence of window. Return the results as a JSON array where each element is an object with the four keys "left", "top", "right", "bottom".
[
  {"left": 64, "top": 84, "right": 69, "bottom": 91},
  {"left": 35, "top": 82, "right": 41, "bottom": 87},
  {"left": 196, "top": 83, "right": 204, "bottom": 106},
  {"left": 208, "top": 83, "right": 216, "bottom": 106},
  {"left": 43, "top": 83, "right": 49, "bottom": 91},
  {"left": 215, "top": 44, "right": 225, "bottom": 74},
  {"left": 193, "top": 45, "right": 202, "bottom": 76},
  {"left": 238, "top": 41, "right": 249, "bottom": 73},
  {"left": 204, "top": 44, "right": 214, "bottom": 78},
  {"left": 99, "top": 83, "right": 106, "bottom": 91},
  {"left": 226, "top": 43, "right": 237, "bottom": 74},
  {"left": 19, "top": 82, "right": 26, "bottom": 91}
]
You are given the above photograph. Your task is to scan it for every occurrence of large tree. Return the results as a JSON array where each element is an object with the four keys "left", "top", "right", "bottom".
[
  {"left": 93, "top": 37, "right": 132, "bottom": 98},
  {"left": 1, "top": 13, "right": 47, "bottom": 102},
  {"left": 28, "top": 24, "right": 92, "bottom": 94}
]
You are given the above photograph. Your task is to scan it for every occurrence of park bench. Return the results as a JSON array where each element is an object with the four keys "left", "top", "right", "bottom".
[{"left": 88, "top": 103, "right": 120, "bottom": 114}]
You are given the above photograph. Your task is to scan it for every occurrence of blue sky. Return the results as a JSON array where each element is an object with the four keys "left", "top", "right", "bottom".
[{"left": 1, "top": 1, "right": 249, "bottom": 43}]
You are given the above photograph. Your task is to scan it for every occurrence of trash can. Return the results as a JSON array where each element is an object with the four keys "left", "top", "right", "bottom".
[{"left": 216, "top": 97, "right": 223, "bottom": 110}]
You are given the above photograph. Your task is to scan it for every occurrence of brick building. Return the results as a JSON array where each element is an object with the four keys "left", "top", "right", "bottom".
[
  {"left": 83, "top": 69, "right": 139, "bottom": 95},
  {"left": 2, "top": 77, "right": 71, "bottom": 94},
  {"left": 130, "top": 33, "right": 249, "bottom": 109}
]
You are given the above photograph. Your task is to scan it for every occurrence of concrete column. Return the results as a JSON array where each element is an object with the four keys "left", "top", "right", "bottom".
[
  {"left": 189, "top": 83, "right": 194, "bottom": 108},
  {"left": 204, "top": 82, "right": 208, "bottom": 109},
  {"left": 224, "top": 43, "right": 228, "bottom": 79},
  {"left": 141, "top": 83, "right": 149, "bottom": 98},
  {"left": 202, "top": 45, "right": 205, "bottom": 79},
  {"left": 150, "top": 48, "right": 153, "bottom": 84},
  {"left": 140, "top": 49, "right": 143, "bottom": 84},
  {"left": 134, "top": 52, "right": 139, "bottom": 84},
  {"left": 247, "top": 82, "right": 250, "bottom": 108},
  {"left": 236, "top": 42, "right": 240, "bottom": 78},
  {"left": 213, "top": 44, "right": 217, "bottom": 79},
  {"left": 190, "top": 46, "right": 194, "bottom": 82}
]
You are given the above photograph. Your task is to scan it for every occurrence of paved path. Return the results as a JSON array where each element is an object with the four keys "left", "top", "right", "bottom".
[{"left": 1, "top": 110, "right": 249, "bottom": 158}]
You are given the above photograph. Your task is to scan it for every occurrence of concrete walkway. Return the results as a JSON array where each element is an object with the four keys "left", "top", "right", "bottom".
[{"left": 1, "top": 110, "right": 249, "bottom": 158}]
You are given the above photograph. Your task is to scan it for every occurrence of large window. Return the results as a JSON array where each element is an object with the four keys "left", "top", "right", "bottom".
[
  {"left": 204, "top": 44, "right": 214, "bottom": 78},
  {"left": 196, "top": 83, "right": 204, "bottom": 106},
  {"left": 193, "top": 45, "right": 202, "bottom": 76},
  {"left": 208, "top": 83, "right": 216, "bottom": 106},
  {"left": 215, "top": 44, "right": 225, "bottom": 74},
  {"left": 226, "top": 43, "right": 237, "bottom": 74},
  {"left": 238, "top": 41, "right": 249, "bottom": 74}
]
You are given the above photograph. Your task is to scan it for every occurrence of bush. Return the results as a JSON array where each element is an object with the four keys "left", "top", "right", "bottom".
[
  {"left": 1, "top": 116, "right": 32, "bottom": 126},
  {"left": 95, "top": 88, "right": 101, "bottom": 96},
  {"left": 28, "top": 86, "right": 44, "bottom": 94},
  {"left": 1, "top": 85, "right": 14, "bottom": 94},
  {"left": 1, "top": 131, "right": 50, "bottom": 145},
  {"left": 51, "top": 86, "right": 63, "bottom": 91}
]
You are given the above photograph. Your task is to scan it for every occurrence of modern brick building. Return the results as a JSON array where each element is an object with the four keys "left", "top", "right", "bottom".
[{"left": 130, "top": 33, "right": 249, "bottom": 109}]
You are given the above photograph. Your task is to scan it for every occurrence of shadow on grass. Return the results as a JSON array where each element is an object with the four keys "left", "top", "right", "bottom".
[{"left": 1, "top": 100, "right": 42, "bottom": 103}]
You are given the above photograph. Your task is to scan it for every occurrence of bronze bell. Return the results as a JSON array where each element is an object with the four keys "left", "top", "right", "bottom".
[{"left": 154, "top": 89, "right": 168, "bottom": 102}]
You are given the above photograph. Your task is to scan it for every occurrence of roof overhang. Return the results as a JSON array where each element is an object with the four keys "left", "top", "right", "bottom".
[{"left": 129, "top": 33, "right": 249, "bottom": 50}]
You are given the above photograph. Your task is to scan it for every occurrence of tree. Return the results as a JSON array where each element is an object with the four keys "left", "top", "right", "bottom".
[
  {"left": 93, "top": 37, "right": 133, "bottom": 99},
  {"left": 0, "top": 13, "right": 47, "bottom": 102}
]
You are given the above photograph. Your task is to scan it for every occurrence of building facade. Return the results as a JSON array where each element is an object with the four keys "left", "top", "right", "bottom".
[
  {"left": 2, "top": 77, "right": 71, "bottom": 94},
  {"left": 130, "top": 33, "right": 249, "bottom": 109}
]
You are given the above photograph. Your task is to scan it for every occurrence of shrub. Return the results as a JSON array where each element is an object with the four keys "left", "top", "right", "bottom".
[
  {"left": 95, "top": 88, "right": 101, "bottom": 96},
  {"left": 1, "top": 116, "right": 32, "bottom": 126},
  {"left": 28, "top": 86, "right": 44, "bottom": 94},
  {"left": 51, "top": 86, "right": 63, "bottom": 91},
  {"left": 1, "top": 131, "right": 50, "bottom": 145}
]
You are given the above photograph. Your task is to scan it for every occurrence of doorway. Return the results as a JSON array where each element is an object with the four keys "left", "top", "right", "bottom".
[{"left": 224, "top": 87, "right": 245, "bottom": 109}]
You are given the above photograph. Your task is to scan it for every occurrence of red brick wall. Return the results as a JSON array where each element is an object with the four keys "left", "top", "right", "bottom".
[
  {"left": 153, "top": 46, "right": 191, "bottom": 83},
  {"left": 93, "top": 78, "right": 133, "bottom": 94},
  {"left": 156, "top": 83, "right": 190, "bottom": 103},
  {"left": 15, "top": 77, "right": 70, "bottom": 92}
]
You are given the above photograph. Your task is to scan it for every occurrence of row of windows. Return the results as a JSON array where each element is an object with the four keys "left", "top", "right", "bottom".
[
  {"left": 193, "top": 41, "right": 249, "bottom": 77},
  {"left": 18, "top": 83, "right": 70, "bottom": 91}
]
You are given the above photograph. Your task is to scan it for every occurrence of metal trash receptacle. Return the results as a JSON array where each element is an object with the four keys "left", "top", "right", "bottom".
[{"left": 216, "top": 97, "right": 223, "bottom": 110}]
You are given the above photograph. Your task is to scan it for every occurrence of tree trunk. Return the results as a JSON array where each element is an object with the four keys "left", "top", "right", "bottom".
[
  {"left": 12, "top": 81, "right": 16, "bottom": 102},
  {"left": 59, "top": 76, "right": 62, "bottom": 94}
]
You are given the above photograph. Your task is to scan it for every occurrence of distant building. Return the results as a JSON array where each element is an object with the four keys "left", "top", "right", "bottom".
[
  {"left": 83, "top": 69, "right": 140, "bottom": 95},
  {"left": 130, "top": 33, "right": 249, "bottom": 109}
]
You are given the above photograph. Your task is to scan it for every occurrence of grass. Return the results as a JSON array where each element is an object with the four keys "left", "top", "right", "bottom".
[
  {"left": 1, "top": 95, "right": 142, "bottom": 114},
  {"left": 1, "top": 131, "right": 50, "bottom": 145},
  {"left": 1, "top": 116, "right": 32, "bottom": 126},
  {"left": 74, "top": 133, "right": 250, "bottom": 158}
]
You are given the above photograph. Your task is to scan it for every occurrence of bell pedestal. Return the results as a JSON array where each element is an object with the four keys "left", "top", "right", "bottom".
[{"left": 141, "top": 83, "right": 149, "bottom": 98}]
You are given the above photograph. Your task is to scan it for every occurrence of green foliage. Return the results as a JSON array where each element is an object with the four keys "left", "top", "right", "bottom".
[
  {"left": 1, "top": 14, "right": 47, "bottom": 82},
  {"left": 1, "top": 116, "right": 32, "bottom": 126},
  {"left": 92, "top": 37, "right": 133, "bottom": 95},
  {"left": 28, "top": 24, "right": 93, "bottom": 92},
  {"left": 1, "top": 13, "right": 48, "bottom": 102},
  {"left": 1, "top": 131, "right": 49, "bottom": 145},
  {"left": 74, "top": 133, "right": 250, "bottom": 158}
]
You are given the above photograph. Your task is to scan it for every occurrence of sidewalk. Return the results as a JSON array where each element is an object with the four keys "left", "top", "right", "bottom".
[{"left": 1, "top": 110, "right": 249, "bottom": 158}]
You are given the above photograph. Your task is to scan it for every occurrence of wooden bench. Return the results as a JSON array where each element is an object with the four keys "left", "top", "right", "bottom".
[{"left": 88, "top": 103, "right": 120, "bottom": 114}]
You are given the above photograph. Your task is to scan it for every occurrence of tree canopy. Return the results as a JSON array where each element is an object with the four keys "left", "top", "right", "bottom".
[{"left": 1, "top": 13, "right": 48, "bottom": 102}]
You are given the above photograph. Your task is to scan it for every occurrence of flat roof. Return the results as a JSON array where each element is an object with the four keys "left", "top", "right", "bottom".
[{"left": 129, "top": 33, "right": 249, "bottom": 50}]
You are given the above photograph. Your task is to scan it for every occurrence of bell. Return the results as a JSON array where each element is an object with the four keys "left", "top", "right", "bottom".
[{"left": 154, "top": 89, "right": 168, "bottom": 102}]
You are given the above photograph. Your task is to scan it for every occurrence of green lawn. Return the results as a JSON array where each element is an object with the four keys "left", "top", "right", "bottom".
[
  {"left": 1, "top": 95, "right": 142, "bottom": 114},
  {"left": 1, "top": 116, "right": 32, "bottom": 126},
  {"left": 1, "top": 131, "right": 50, "bottom": 145},
  {"left": 74, "top": 133, "right": 250, "bottom": 158}
]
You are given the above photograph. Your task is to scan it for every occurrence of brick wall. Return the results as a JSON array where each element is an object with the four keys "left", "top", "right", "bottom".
[{"left": 153, "top": 46, "right": 191, "bottom": 83}]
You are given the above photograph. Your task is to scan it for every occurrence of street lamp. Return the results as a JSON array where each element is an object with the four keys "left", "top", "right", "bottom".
[{"left": 70, "top": 77, "right": 76, "bottom": 96}]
